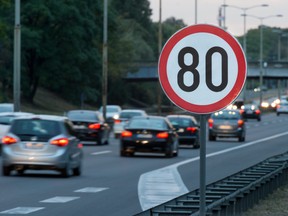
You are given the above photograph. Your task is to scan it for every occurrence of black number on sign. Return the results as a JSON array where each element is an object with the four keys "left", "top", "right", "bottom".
[
  {"left": 177, "top": 46, "right": 228, "bottom": 92},
  {"left": 177, "top": 47, "right": 200, "bottom": 92},
  {"left": 206, "top": 47, "right": 228, "bottom": 92}
]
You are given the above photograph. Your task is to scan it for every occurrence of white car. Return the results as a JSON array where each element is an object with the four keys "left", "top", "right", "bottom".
[
  {"left": 99, "top": 105, "right": 122, "bottom": 127},
  {"left": 276, "top": 100, "right": 288, "bottom": 116},
  {"left": 113, "top": 109, "right": 147, "bottom": 138}
]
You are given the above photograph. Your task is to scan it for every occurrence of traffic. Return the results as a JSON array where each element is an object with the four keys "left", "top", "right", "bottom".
[{"left": 0, "top": 99, "right": 288, "bottom": 215}]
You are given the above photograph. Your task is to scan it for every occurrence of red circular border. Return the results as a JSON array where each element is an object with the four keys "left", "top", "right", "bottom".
[{"left": 158, "top": 24, "right": 247, "bottom": 114}]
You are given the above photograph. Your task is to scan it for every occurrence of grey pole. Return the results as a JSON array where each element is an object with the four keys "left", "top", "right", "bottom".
[
  {"left": 13, "top": 0, "right": 21, "bottom": 112},
  {"left": 102, "top": 0, "right": 108, "bottom": 120},
  {"left": 157, "top": 0, "right": 162, "bottom": 115},
  {"left": 199, "top": 114, "right": 207, "bottom": 216},
  {"left": 195, "top": 0, "right": 197, "bottom": 24},
  {"left": 259, "top": 21, "right": 263, "bottom": 107}
]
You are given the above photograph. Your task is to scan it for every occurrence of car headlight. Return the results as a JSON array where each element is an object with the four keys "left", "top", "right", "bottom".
[{"left": 113, "top": 114, "right": 119, "bottom": 119}]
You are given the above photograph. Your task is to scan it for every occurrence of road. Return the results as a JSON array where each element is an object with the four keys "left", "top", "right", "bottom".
[{"left": 0, "top": 112, "right": 287, "bottom": 216}]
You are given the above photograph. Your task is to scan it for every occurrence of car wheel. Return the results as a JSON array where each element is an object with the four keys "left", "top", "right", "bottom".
[
  {"left": 61, "top": 164, "right": 72, "bottom": 178},
  {"left": 73, "top": 164, "right": 82, "bottom": 176},
  {"left": 114, "top": 134, "right": 120, "bottom": 139},
  {"left": 209, "top": 135, "right": 216, "bottom": 141},
  {"left": 17, "top": 169, "right": 25, "bottom": 175},
  {"left": 165, "top": 146, "right": 173, "bottom": 158},
  {"left": 193, "top": 143, "right": 200, "bottom": 149},
  {"left": 277, "top": 112, "right": 280, "bottom": 116},
  {"left": 257, "top": 117, "right": 261, "bottom": 121},
  {"left": 97, "top": 135, "right": 103, "bottom": 145},
  {"left": 239, "top": 136, "right": 245, "bottom": 142},
  {"left": 120, "top": 149, "right": 126, "bottom": 157},
  {"left": 2, "top": 166, "right": 11, "bottom": 176}
]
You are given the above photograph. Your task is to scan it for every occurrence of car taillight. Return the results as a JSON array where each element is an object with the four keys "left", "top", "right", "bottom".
[
  {"left": 208, "top": 118, "right": 213, "bottom": 128},
  {"left": 238, "top": 119, "right": 244, "bottom": 128},
  {"left": 88, "top": 123, "right": 101, "bottom": 130},
  {"left": 121, "top": 131, "right": 132, "bottom": 137},
  {"left": 240, "top": 109, "right": 244, "bottom": 114},
  {"left": 50, "top": 138, "right": 69, "bottom": 147},
  {"left": 255, "top": 110, "right": 261, "bottom": 114},
  {"left": 156, "top": 132, "right": 169, "bottom": 139},
  {"left": 114, "top": 119, "right": 121, "bottom": 124},
  {"left": 78, "top": 143, "right": 83, "bottom": 148},
  {"left": 2, "top": 136, "right": 17, "bottom": 145},
  {"left": 187, "top": 127, "right": 197, "bottom": 133}
]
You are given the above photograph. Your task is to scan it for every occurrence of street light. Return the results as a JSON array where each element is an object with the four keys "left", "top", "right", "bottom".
[
  {"left": 245, "top": 14, "right": 283, "bottom": 107},
  {"left": 222, "top": 4, "right": 268, "bottom": 54}
]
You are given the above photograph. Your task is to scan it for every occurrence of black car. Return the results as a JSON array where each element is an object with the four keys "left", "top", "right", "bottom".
[
  {"left": 240, "top": 104, "right": 261, "bottom": 121},
  {"left": 120, "top": 116, "right": 179, "bottom": 157},
  {"left": 66, "top": 110, "right": 110, "bottom": 145},
  {"left": 208, "top": 109, "right": 246, "bottom": 142},
  {"left": 167, "top": 114, "right": 200, "bottom": 148}
]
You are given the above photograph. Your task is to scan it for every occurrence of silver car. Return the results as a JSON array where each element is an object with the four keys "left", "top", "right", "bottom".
[{"left": 1, "top": 115, "right": 83, "bottom": 177}]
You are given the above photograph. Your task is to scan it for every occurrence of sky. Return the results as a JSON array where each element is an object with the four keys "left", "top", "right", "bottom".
[{"left": 149, "top": 0, "right": 288, "bottom": 36}]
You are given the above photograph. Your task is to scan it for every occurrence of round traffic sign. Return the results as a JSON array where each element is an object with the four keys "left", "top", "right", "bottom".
[{"left": 158, "top": 24, "right": 247, "bottom": 114}]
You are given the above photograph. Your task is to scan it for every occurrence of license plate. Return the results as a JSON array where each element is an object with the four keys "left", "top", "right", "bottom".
[
  {"left": 74, "top": 125, "right": 86, "bottom": 129},
  {"left": 247, "top": 110, "right": 253, "bottom": 114},
  {"left": 219, "top": 125, "right": 232, "bottom": 130},
  {"left": 25, "top": 142, "right": 44, "bottom": 149},
  {"left": 137, "top": 134, "right": 152, "bottom": 138},
  {"left": 178, "top": 128, "right": 184, "bottom": 133}
]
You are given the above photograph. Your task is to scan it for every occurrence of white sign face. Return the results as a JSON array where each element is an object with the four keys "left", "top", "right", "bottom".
[{"left": 159, "top": 24, "right": 247, "bottom": 114}]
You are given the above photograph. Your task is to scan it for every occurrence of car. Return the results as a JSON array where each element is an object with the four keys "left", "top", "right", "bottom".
[
  {"left": 99, "top": 105, "right": 122, "bottom": 128},
  {"left": 240, "top": 104, "right": 261, "bottom": 121},
  {"left": 1, "top": 114, "right": 83, "bottom": 177},
  {"left": 167, "top": 114, "right": 200, "bottom": 148},
  {"left": 66, "top": 110, "right": 110, "bottom": 145},
  {"left": 120, "top": 116, "right": 179, "bottom": 157},
  {"left": 208, "top": 109, "right": 246, "bottom": 142},
  {"left": 0, "top": 112, "right": 34, "bottom": 154},
  {"left": 0, "top": 103, "right": 14, "bottom": 112},
  {"left": 276, "top": 100, "right": 288, "bottom": 116},
  {"left": 113, "top": 109, "right": 148, "bottom": 138}
]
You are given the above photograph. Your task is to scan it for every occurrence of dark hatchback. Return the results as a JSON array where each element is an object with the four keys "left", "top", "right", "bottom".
[
  {"left": 120, "top": 116, "right": 179, "bottom": 157},
  {"left": 167, "top": 114, "right": 200, "bottom": 148},
  {"left": 240, "top": 104, "right": 261, "bottom": 121},
  {"left": 208, "top": 109, "right": 246, "bottom": 142},
  {"left": 66, "top": 110, "right": 110, "bottom": 145}
]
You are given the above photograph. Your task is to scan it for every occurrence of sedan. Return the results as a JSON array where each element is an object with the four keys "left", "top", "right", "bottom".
[
  {"left": 208, "top": 109, "right": 246, "bottom": 142},
  {"left": 167, "top": 114, "right": 200, "bottom": 148},
  {"left": 240, "top": 104, "right": 261, "bottom": 121},
  {"left": 1, "top": 115, "right": 83, "bottom": 177},
  {"left": 66, "top": 110, "right": 110, "bottom": 145},
  {"left": 276, "top": 100, "right": 288, "bottom": 116},
  {"left": 120, "top": 116, "right": 179, "bottom": 157},
  {"left": 113, "top": 109, "right": 147, "bottom": 138}
]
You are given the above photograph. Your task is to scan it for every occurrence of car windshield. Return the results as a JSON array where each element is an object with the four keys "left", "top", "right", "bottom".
[
  {"left": 11, "top": 119, "right": 61, "bottom": 137},
  {"left": 67, "top": 111, "right": 99, "bottom": 121},
  {"left": 120, "top": 112, "right": 143, "bottom": 119},
  {"left": 168, "top": 117, "right": 196, "bottom": 127},
  {"left": 212, "top": 110, "right": 240, "bottom": 120},
  {"left": 0, "top": 116, "right": 15, "bottom": 125},
  {"left": 129, "top": 118, "right": 167, "bottom": 130}
]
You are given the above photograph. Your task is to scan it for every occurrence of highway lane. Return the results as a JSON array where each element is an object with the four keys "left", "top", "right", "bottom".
[{"left": 0, "top": 113, "right": 287, "bottom": 216}]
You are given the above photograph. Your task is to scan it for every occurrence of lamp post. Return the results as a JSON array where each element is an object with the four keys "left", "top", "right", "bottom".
[
  {"left": 222, "top": 4, "right": 268, "bottom": 55},
  {"left": 14, "top": 0, "right": 21, "bottom": 112},
  {"left": 246, "top": 14, "right": 283, "bottom": 107}
]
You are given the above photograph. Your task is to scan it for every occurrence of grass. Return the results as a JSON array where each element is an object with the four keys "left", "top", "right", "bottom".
[
  {"left": 242, "top": 183, "right": 288, "bottom": 216},
  {"left": 20, "top": 87, "right": 96, "bottom": 115}
]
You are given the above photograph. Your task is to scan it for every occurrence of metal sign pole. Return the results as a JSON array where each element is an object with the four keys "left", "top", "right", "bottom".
[{"left": 199, "top": 114, "right": 207, "bottom": 216}]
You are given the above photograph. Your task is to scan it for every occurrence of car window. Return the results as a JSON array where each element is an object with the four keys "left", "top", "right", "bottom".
[
  {"left": 129, "top": 118, "right": 167, "bottom": 129},
  {"left": 67, "top": 112, "right": 99, "bottom": 121},
  {"left": 120, "top": 112, "right": 144, "bottom": 119},
  {"left": 11, "top": 119, "right": 61, "bottom": 136},
  {"left": 168, "top": 117, "right": 195, "bottom": 127},
  {"left": 0, "top": 116, "right": 13, "bottom": 125},
  {"left": 212, "top": 111, "right": 241, "bottom": 119}
]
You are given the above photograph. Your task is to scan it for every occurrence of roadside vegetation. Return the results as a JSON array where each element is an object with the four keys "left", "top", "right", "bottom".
[{"left": 0, "top": 1, "right": 287, "bottom": 109}]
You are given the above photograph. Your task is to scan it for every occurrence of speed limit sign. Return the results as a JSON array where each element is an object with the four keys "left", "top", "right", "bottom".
[{"left": 158, "top": 24, "right": 247, "bottom": 114}]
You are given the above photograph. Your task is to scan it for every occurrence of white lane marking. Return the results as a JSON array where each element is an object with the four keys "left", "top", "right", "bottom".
[
  {"left": 40, "top": 196, "right": 79, "bottom": 203},
  {"left": 74, "top": 187, "right": 108, "bottom": 193},
  {"left": 91, "top": 151, "right": 111, "bottom": 155},
  {"left": 0, "top": 207, "right": 44, "bottom": 214},
  {"left": 138, "top": 131, "right": 288, "bottom": 210}
]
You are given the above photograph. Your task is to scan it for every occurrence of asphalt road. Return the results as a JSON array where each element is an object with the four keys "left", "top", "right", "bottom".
[{"left": 0, "top": 112, "right": 287, "bottom": 216}]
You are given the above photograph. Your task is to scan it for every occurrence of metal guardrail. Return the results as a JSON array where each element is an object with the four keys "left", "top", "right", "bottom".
[{"left": 134, "top": 151, "right": 288, "bottom": 216}]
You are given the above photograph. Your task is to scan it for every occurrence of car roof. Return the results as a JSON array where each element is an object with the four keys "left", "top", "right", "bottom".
[
  {"left": 67, "top": 110, "right": 100, "bottom": 114},
  {"left": 167, "top": 114, "right": 195, "bottom": 118},
  {"left": 14, "top": 114, "right": 68, "bottom": 121},
  {"left": 0, "top": 112, "right": 33, "bottom": 116},
  {"left": 120, "top": 109, "right": 146, "bottom": 113}
]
